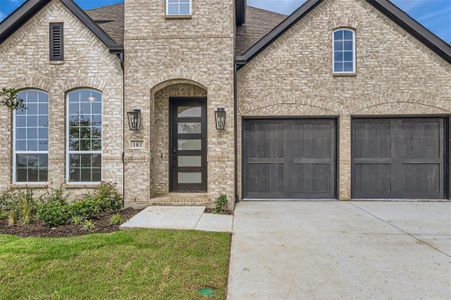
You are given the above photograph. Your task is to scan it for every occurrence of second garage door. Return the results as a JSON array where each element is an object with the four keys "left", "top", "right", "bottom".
[
  {"left": 243, "top": 119, "right": 336, "bottom": 199},
  {"left": 352, "top": 118, "right": 447, "bottom": 199}
]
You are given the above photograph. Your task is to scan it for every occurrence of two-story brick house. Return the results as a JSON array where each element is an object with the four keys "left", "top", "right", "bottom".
[{"left": 0, "top": 0, "right": 450, "bottom": 209}]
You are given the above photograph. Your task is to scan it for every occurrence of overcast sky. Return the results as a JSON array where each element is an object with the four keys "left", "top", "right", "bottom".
[{"left": 0, "top": 0, "right": 450, "bottom": 42}]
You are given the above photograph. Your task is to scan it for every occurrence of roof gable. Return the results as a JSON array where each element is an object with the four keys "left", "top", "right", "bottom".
[
  {"left": 0, "top": 0, "right": 123, "bottom": 52},
  {"left": 236, "top": 0, "right": 451, "bottom": 65}
]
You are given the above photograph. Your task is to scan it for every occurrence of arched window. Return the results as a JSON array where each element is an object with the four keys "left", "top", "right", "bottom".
[
  {"left": 333, "top": 28, "right": 355, "bottom": 74},
  {"left": 66, "top": 89, "right": 102, "bottom": 183},
  {"left": 13, "top": 90, "right": 49, "bottom": 183}
]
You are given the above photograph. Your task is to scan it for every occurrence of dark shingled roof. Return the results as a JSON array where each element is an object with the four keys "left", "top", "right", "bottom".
[
  {"left": 84, "top": 4, "right": 286, "bottom": 54},
  {"left": 85, "top": 4, "right": 124, "bottom": 46},
  {"left": 236, "top": 6, "right": 287, "bottom": 55}
]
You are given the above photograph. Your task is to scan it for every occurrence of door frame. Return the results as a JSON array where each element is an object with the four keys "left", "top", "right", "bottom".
[
  {"left": 241, "top": 116, "right": 339, "bottom": 200},
  {"left": 169, "top": 97, "right": 208, "bottom": 192},
  {"left": 351, "top": 115, "right": 450, "bottom": 200}
]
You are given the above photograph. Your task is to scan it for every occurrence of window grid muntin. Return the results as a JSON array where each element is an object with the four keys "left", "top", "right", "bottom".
[
  {"left": 333, "top": 29, "right": 355, "bottom": 73},
  {"left": 166, "top": 0, "right": 192, "bottom": 15},
  {"left": 13, "top": 90, "right": 49, "bottom": 183},
  {"left": 67, "top": 89, "right": 102, "bottom": 184}
]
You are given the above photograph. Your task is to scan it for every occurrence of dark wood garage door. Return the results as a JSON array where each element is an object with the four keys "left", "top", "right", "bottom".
[
  {"left": 352, "top": 118, "right": 447, "bottom": 199},
  {"left": 243, "top": 119, "right": 336, "bottom": 199}
]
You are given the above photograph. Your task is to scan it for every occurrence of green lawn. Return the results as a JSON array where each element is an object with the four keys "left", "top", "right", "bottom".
[{"left": 0, "top": 230, "right": 231, "bottom": 299}]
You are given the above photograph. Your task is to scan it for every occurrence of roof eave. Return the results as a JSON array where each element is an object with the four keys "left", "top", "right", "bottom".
[
  {"left": 0, "top": 0, "right": 51, "bottom": 44},
  {"left": 236, "top": 0, "right": 451, "bottom": 67},
  {"left": 0, "top": 0, "right": 123, "bottom": 54},
  {"left": 59, "top": 0, "right": 122, "bottom": 51}
]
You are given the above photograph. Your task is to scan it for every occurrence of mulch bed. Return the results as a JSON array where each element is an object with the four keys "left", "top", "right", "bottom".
[
  {"left": 0, "top": 208, "right": 142, "bottom": 238},
  {"left": 205, "top": 209, "right": 233, "bottom": 215}
]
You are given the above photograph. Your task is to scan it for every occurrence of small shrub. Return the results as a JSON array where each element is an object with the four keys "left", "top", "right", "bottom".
[
  {"left": 71, "top": 216, "right": 84, "bottom": 226},
  {"left": 36, "top": 188, "right": 70, "bottom": 227},
  {"left": 94, "top": 183, "right": 123, "bottom": 212},
  {"left": 0, "top": 189, "right": 16, "bottom": 220},
  {"left": 0, "top": 189, "right": 37, "bottom": 224},
  {"left": 18, "top": 189, "right": 36, "bottom": 225},
  {"left": 213, "top": 194, "right": 228, "bottom": 214},
  {"left": 109, "top": 213, "right": 122, "bottom": 226},
  {"left": 69, "top": 196, "right": 102, "bottom": 220},
  {"left": 8, "top": 210, "right": 16, "bottom": 226},
  {"left": 81, "top": 220, "right": 95, "bottom": 232}
]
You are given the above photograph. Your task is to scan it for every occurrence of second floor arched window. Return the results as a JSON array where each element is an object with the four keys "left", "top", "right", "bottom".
[{"left": 333, "top": 28, "right": 355, "bottom": 74}]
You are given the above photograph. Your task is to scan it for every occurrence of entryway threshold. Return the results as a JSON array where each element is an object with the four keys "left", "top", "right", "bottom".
[{"left": 120, "top": 206, "right": 233, "bottom": 232}]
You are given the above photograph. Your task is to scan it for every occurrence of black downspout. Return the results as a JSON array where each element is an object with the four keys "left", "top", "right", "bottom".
[
  {"left": 233, "top": 63, "right": 239, "bottom": 204},
  {"left": 118, "top": 51, "right": 126, "bottom": 208}
]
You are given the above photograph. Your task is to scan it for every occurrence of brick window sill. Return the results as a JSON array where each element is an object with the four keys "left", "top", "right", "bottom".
[
  {"left": 49, "top": 60, "right": 64, "bottom": 65},
  {"left": 10, "top": 184, "right": 48, "bottom": 189},
  {"left": 165, "top": 14, "right": 192, "bottom": 19},
  {"left": 333, "top": 73, "right": 356, "bottom": 77},
  {"left": 64, "top": 183, "right": 102, "bottom": 189}
]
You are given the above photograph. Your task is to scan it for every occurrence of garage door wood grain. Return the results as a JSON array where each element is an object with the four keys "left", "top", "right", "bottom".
[
  {"left": 352, "top": 118, "right": 447, "bottom": 199},
  {"left": 243, "top": 119, "right": 336, "bottom": 199}
]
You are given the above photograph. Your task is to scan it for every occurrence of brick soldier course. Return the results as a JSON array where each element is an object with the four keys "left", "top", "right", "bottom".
[{"left": 0, "top": 0, "right": 450, "bottom": 209}]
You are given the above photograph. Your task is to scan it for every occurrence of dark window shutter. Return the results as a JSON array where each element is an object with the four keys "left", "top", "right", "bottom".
[{"left": 50, "top": 23, "right": 64, "bottom": 61}]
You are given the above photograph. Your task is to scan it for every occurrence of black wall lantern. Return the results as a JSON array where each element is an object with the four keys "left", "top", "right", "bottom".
[
  {"left": 215, "top": 108, "right": 226, "bottom": 130},
  {"left": 127, "top": 109, "right": 142, "bottom": 131}
]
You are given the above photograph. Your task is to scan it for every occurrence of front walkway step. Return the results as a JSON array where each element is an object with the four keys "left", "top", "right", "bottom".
[
  {"left": 121, "top": 206, "right": 206, "bottom": 230},
  {"left": 195, "top": 213, "right": 233, "bottom": 233}
]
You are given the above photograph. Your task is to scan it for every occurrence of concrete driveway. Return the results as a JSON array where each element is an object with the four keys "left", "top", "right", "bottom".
[{"left": 227, "top": 201, "right": 451, "bottom": 300}]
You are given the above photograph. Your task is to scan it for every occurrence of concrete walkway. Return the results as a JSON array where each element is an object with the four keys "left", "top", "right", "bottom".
[
  {"left": 227, "top": 201, "right": 451, "bottom": 300},
  {"left": 120, "top": 206, "right": 233, "bottom": 232}
]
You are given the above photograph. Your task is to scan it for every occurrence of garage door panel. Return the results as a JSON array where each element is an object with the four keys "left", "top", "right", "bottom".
[
  {"left": 243, "top": 119, "right": 336, "bottom": 199},
  {"left": 352, "top": 118, "right": 446, "bottom": 199},
  {"left": 400, "top": 119, "right": 442, "bottom": 159},
  {"left": 353, "top": 163, "right": 392, "bottom": 197},
  {"left": 246, "top": 163, "right": 285, "bottom": 198},
  {"left": 353, "top": 120, "right": 391, "bottom": 159},
  {"left": 403, "top": 163, "right": 441, "bottom": 197},
  {"left": 247, "top": 122, "right": 284, "bottom": 159},
  {"left": 289, "top": 163, "right": 332, "bottom": 197},
  {"left": 290, "top": 121, "right": 334, "bottom": 159}
]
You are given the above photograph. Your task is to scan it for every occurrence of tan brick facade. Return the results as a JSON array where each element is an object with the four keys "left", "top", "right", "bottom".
[
  {"left": 0, "top": 0, "right": 449, "bottom": 207},
  {"left": 0, "top": 0, "right": 123, "bottom": 197},
  {"left": 123, "top": 0, "right": 236, "bottom": 208},
  {"left": 237, "top": 0, "right": 451, "bottom": 200}
]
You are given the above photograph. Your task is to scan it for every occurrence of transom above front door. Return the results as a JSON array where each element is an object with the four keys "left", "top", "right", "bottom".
[{"left": 170, "top": 98, "right": 207, "bottom": 192}]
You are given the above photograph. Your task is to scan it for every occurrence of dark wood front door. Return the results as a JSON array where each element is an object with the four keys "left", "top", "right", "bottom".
[{"left": 170, "top": 98, "right": 207, "bottom": 192}]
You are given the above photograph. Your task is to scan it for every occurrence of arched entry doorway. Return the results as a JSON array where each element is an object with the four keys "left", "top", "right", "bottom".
[{"left": 151, "top": 80, "right": 208, "bottom": 196}]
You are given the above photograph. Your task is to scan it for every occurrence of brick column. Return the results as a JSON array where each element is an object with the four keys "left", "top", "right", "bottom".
[{"left": 339, "top": 114, "right": 351, "bottom": 200}]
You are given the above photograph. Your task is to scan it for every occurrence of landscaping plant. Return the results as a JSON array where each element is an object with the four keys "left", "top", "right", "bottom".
[
  {"left": 95, "top": 183, "right": 123, "bottom": 212},
  {"left": 18, "top": 189, "right": 36, "bottom": 225},
  {"left": 36, "top": 188, "right": 71, "bottom": 227},
  {"left": 109, "top": 213, "right": 122, "bottom": 226},
  {"left": 214, "top": 194, "right": 228, "bottom": 214},
  {"left": 71, "top": 216, "right": 84, "bottom": 226},
  {"left": 7, "top": 210, "right": 16, "bottom": 226},
  {"left": 69, "top": 183, "right": 122, "bottom": 220},
  {"left": 1, "top": 189, "right": 37, "bottom": 225},
  {"left": 69, "top": 196, "right": 102, "bottom": 220},
  {"left": 0, "top": 87, "right": 25, "bottom": 110},
  {"left": 2, "top": 183, "right": 124, "bottom": 229},
  {"left": 81, "top": 220, "right": 95, "bottom": 232},
  {"left": 0, "top": 189, "right": 16, "bottom": 220}
]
